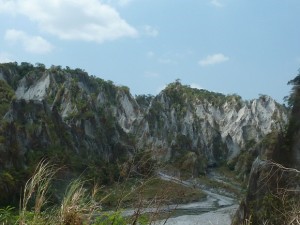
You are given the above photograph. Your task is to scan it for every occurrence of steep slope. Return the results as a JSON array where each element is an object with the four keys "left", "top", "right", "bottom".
[
  {"left": 135, "top": 81, "right": 287, "bottom": 175},
  {"left": 0, "top": 62, "right": 288, "bottom": 205},
  {"left": 0, "top": 63, "right": 140, "bottom": 204},
  {"left": 232, "top": 72, "right": 300, "bottom": 225},
  {"left": 0, "top": 64, "right": 139, "bottom": 164}
]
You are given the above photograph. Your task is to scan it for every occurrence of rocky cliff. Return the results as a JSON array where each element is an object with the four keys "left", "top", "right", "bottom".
[
  {"left": 0, "top": 62, "right": 288, "bottom": 204},
  {"left": 0, "top": 63, "right": 139, "bottom": 204},
  {"left": 134, "top": 81, "right": 287, "bottom": 175},
  {"left": 232, "top": 72, "right": 300, "bottom": 225},
  {"left": 0, "top": 64, "right": 137, "bottom": 164}
]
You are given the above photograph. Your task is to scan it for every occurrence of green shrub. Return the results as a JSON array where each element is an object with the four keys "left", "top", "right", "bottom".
[
  {"left": 92, "top": 211, "right": 127, "bottom": 225},
  {"left": 0, "top": 206, "right": 17, "bottom": 225}
]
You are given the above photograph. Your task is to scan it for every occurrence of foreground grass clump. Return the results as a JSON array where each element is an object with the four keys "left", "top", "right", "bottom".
[
  {"left": 59, "top": 179, "right": 101, "bottom": 225},
  {"left": 0, "top": 160, "right": 118, "bottom": 225},
  {"left": 2, "top": 160, "right": 197, "bottom": 225},
  {"left": 19, "top": 160, "right": 58, "bottom": 224},
  {"left": 0, "top": 206, "right": 17, "bottom": 224},
  {"left": 231, "top": 161, "right": 300, "bottom": 225}
]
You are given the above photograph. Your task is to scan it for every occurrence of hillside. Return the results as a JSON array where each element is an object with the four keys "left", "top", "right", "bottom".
[
  {"left": 0, "top": 62, "right": 288, "bottom": 205},
  {"left": 232, "top": 71, "right": 300, "bottom": 225}
]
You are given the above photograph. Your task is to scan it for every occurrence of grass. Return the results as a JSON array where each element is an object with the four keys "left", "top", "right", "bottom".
[
  {"left": 59, "top": 179, "right": 101, "bottom": 225},
  {"left": 19, "top": 160, "right": 58, "bottom": 225},
  {"left": 215, "top": 165, "right": 241, "bottom": 181},
  {"left": 99, "top": 177, "right": 206, "bottom": 210},
  {"left": 8, "top": 160, "right": 103, "bottom": 225},
  {"left": 1, "top": 159, "right": 258, "bottom": 225},
  {"left": 0, "top": 160, "right": 206, "bottom": 225},
  {"left": 198, "top": 175, "right": 242, "bottom": 197},
  {"left": 193, "top": 166, "right": 245, "bottom": 199}
]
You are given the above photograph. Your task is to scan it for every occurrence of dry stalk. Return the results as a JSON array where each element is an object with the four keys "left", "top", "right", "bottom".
[
  {"left": 59, "top": 178, "right": 101, "bottom": 225},
  {"left": 253, "top": 160, "right": 300, "bottom": 225},
  {"left": 19, "top": 160, "right": 58, "bottom": 225}
]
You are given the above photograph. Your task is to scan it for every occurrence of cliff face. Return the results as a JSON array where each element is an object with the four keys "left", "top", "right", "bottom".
[
  {"left": 0, "top": 65, "right": 137, "bottom": 169},
  {"left": 135, "top": 82, "right": 287, "bottom": 172},
  {"left": 232, "top": 73, "right": 300, "bottom": 225},
  {"left": 0, "top": 64, "right": 139, "bottom": 204},
  {"left": 0, "top": 62, "right": 289, "bottom": 203},
  {"left": 232, "top": 158, "right": 300, "bottom": 225}
]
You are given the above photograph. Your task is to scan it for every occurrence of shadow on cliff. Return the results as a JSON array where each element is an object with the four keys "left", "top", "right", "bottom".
[{"left": 232, "top": 70, "right": 300, "bottom": 225}]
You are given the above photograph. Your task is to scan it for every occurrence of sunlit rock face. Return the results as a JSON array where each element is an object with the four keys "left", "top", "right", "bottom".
[
  {"left": 0, "top": 64, "right": 288, "bottom": 172},
  {"left": 135, "top": 83, "right": 287, "bottom": 167}
]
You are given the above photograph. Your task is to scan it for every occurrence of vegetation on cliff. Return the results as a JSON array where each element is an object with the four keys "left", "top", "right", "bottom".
[
  {"left": 0, "top": 62, "right": 290, "bottom": 224},
  {"left": 232, "top": 70, "right": 300, "bottom": 225},
  {"left": 0, "top": 62, "right": 138, "bottom": 206}
]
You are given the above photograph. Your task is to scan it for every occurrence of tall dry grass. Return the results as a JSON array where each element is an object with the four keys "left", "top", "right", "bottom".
[
  {"left": 59, "top": 178, "right": 101, "bottom": 225},
  {"left": 14, "top": 155, "right": 178, "bottom": 225},
  {"left": 19, "top": 160, "right": 58, "bottom": 225},
  {"left": 18, "top": 160, "right": 102, "bottom": 225},
  {"left": 242, "top": 161, "right": 300, "bottom": 225}
]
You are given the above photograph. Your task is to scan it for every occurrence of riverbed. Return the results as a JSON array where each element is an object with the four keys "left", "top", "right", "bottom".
[
  {"left": 154, "top": 204, "right": 238, "bottom": 225},
  {"left": 154, "top": 171, "right": 239, "bottom": 224},
  {"left": 122, "top": 171, "right": 240, "bottom": 225}
]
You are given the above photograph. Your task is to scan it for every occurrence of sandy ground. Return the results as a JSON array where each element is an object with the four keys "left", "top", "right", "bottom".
[
  {"left": 153, "top": 172, "right": 239, "bottom": 225},
  {"left": 154, "top": 204, "right": 238, "bottom": 225},
  {"left": 120, "top": 172, "right": 239, "bottom": 224}
]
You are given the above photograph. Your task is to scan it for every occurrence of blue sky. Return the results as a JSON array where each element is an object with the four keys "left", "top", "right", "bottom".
[{"left": 1, "top": 0, "right": 300, "bottom": 103}]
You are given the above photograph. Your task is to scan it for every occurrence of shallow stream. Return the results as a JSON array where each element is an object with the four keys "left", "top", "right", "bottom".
[{"left": 123, "top": 171, "right": 239, "bottom": 224}]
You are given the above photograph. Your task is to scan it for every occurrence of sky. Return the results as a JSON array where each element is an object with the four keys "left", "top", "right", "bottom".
[{"left": 1, "top": 0, "right": 300, "bottom": 103}]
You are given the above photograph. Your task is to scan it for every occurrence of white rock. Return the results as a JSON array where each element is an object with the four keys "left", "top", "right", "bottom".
[{"left": 16, "top": 74, "right": 50, "bottom": 100}]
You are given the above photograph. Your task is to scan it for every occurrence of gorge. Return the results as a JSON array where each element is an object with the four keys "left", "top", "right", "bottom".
[{"left": 0, "top": 62, "right": 297, "bottom": 225}]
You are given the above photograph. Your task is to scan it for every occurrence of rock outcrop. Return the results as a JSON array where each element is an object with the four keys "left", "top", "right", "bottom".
[
  {"left": 232, "top": 72, "right": 300, "bottom": 225},
  {"left": 232, "top": 158, "right": 300, "bottom": 225},
  {"left": 135, "top": 82, "right": 287, "bottom": 172},
  {"left": 0, "top": 64, "right": 288, "bottom": 168},
  {"left": 0, "top": 62, "right": 289, "bottom": 204}
]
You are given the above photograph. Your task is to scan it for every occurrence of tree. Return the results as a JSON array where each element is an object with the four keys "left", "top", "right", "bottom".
[
  {"left": 285, "top": 69, "right": 300, "bottom": 108},
  {"left": 35, "top": 63, "right": 46, "bottom": 71},
  {"left": 285, "top": 69, "right": 300, "bottom": 169}
]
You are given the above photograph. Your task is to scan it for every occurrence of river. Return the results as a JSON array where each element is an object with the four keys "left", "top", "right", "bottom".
[{"left": 122, "top": 171, "right": 239, "bottom": 225}]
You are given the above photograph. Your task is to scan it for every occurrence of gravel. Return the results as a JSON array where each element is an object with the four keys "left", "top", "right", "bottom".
[{"left": 154, "top": 205, "right": 238, "bottom": 225}]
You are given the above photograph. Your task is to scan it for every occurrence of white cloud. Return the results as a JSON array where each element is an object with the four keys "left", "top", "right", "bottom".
[
  {"left": 104, "top": 0, "right": 134, "bottom": 7},
  {"left": 5, "top": 29, "right": 53, "bottom": 54},
  {"left": 143, "top": 25, "right": 159, "bottom": 37},
  {"left": 0, "top": 0, "right": 138, "bottom": 43},
  {"left": 117, "top": 0, "right": 134, "bottom": 6},
  {"left": 0, "top": 1, "right": 13, "bottom": 13},
  {"left": 190, "top": 83, "right": 203, "bottom": 90},
  {"left": 198, "top": 53, "right": 229, "bottom": 66},
  {"left": 0, "top": 52, "right": 13, "bottom": 63},
  {"left": 210, "top": 0, "right": 223, "bottom": 7}
]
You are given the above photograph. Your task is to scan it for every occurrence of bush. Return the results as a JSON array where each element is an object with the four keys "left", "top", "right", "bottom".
[{"left": 0, "top": 206, "right": 17, "bottom": 225}]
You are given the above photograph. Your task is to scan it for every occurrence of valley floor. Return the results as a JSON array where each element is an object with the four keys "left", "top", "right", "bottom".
[
  {"left": 154, "top": 169, "right": 241, "bottom": 224},
  {"left": 155, "top": 204, "right": 238, "bottom": 225},
  {"left": 121, "top": 169, "right": 242, "bottom": 225}
]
